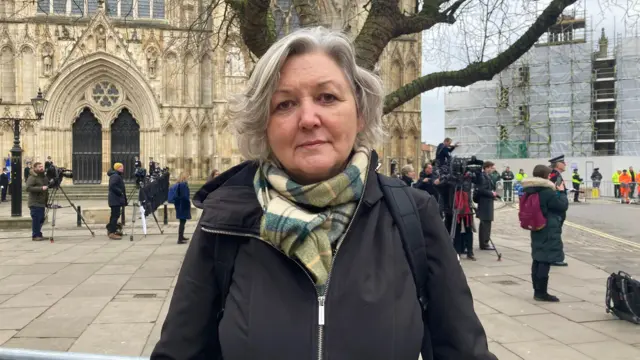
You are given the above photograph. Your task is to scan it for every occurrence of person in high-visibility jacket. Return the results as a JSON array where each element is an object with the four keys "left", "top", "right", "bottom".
[
  {"left": 571, "top": 169, "right": 583, "bottom": 202},
  {"left": 619, "top": 169, "right": 632, "bottom": 204},
  {"left": 515, "top": 169, "right": 528, "bottom": 183},
  {"left": 612, "top": 170, "right": 621, "bottom": 198}
]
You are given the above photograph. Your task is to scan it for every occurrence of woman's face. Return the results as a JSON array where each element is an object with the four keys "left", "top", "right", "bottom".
[{"left": 267, "top": 51, "right": 362, "bottom": 184}]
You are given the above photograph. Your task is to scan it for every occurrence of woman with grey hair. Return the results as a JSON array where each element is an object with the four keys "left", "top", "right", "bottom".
[{"left": 152, "top": 27, "right": 495, "bottom": 360}]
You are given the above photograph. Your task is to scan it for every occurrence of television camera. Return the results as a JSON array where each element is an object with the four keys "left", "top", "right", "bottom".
[
  {"left": 126, "top": 166, "right": 170, "bottom": 241},
  {"left": 45, "top": 165, "right": 73, "bottom": 189}
]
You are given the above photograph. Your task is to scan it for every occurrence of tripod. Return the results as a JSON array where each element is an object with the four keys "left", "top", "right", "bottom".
[
  {"left": 45, "top": 185, "right": 95, "bottom": 243},
  {"left": 127, "top": 183, "right": 164, "bottom": 241},
  {"left": 442, "top": 182, "right": 502, "bottom": 261}
]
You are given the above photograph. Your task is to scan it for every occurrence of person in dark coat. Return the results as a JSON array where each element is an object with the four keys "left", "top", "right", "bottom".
[
  {"left": 522, "top": 165, "right": 569, "bottom": 302},
  {"left": 25, "top": 162, "right": 48, "bottom": 241},
  {"left": 474, "top": 161, "right": 497, "bottom": 251},
  {"left": 0, "top": 168, "right": 8, "bottom": 202},
  {"left": 501, "top": 166, "right": 514, "bottom": 201},
  {"left": 548, "top": 155, "right": 568, "bottom": 266},
  {"left": 107, "top": 163, "right": 127, "bottom": 240},
  {"left": 151, "top": 28, "right": 495, "bottom": 360},
  {"left": 23, "top": 162, "right": 31, "bottom": 183},
  {"left": 173, "top": 172, "right": 192, "bottom": 244},
  {"left": 414, "top": 163, "right": 439, "bottom": 199},
  {"left": 400, "top": 164, "right": 415, "bottom": 186}
]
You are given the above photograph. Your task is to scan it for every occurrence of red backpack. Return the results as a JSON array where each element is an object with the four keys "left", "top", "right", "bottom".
[{"left": 519, "top": 193, "right": 547, "bottom": 231}]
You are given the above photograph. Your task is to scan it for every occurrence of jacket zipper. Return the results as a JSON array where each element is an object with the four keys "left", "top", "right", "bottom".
[{"left": 200, "top": 168, "right": 369, "bottom": 360}]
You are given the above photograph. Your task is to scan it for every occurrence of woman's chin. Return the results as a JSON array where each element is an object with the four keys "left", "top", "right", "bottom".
[{"left": 290, "top": 157, "right": 340, "bottom": 183}]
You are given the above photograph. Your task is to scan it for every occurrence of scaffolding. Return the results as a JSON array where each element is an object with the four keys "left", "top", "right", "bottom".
[{"left": 443, "top": 2, "right": 640, "bottom": 159}]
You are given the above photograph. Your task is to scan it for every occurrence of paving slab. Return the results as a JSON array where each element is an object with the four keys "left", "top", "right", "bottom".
[{"left": 0, "top": 204, "right": 639, "bottom": 358}]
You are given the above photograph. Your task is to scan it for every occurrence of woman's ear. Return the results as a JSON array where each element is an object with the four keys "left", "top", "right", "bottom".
[{"left": 357, "top": 115, "right": 365, "bottom": 132}]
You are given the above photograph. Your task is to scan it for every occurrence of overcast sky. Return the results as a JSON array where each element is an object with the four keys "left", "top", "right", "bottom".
[{"left": 419, "top": 0, "right": 637, "bottom": 145}]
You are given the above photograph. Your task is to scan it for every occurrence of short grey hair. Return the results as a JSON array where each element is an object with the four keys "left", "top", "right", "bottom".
[
  {"left": 228, "top": 27, "right": 386, "bottom": 161},
  {"left": 401, "top": 165, "right": 414, "bottom": 176}
]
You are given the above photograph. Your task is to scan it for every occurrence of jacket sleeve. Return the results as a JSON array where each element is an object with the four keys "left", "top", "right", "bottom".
[
  {"left": 25, "top": 175, "right": 42, "bottom": 193},
  {"left": 151, "top": 224, "right": 222, "bottom": 360},
  {"left": 547, "top": 192, "right": 569, "bottom": 213},
  {"left": 415, "top": 192, "right": 497, "bottom": 360},
  {"left": 475, "top": 176, "right": 494, "bottom": 198}
]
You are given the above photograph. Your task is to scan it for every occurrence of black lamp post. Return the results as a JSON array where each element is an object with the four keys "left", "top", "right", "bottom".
[{"left": 0, "top": 89, "right": 48, "bottom": 217}]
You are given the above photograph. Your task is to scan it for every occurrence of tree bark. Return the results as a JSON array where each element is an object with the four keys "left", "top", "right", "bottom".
[
  {"left": 227, "top": 0, "right": 275, "bottom": 58},
  {"left": 353, "top": 1, "right": 402, "bottom": 70},
  {"left": 292, "top": 0, "right": 322, "bottom": 28},
  {"left": 383, "top": 0, "right": 577, "bottom": 114}
]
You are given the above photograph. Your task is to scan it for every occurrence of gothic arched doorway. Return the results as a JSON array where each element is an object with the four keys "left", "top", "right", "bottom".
[
  {"left": 72, "top": 108, "right": 102, "bottom": 184},
  {"left": 111, "top": 108, "right": 140, "bottom": 182}
]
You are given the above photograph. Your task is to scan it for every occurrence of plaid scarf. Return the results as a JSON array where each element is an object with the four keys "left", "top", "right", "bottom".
[{"left": 254, "top": 147, "right": 370, "bottom": 286}]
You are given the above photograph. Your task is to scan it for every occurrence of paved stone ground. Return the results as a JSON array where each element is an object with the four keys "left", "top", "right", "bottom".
[{"left": 1, "top": 204, "right": 640, "bottom": 359}]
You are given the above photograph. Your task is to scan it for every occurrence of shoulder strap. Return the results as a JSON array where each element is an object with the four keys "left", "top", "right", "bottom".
[
  {"left": 377, "top": 174, "right": 429, "bottom": 312},
  {"left": 213, "top": 236, "right": 242, "bottom": 321}
]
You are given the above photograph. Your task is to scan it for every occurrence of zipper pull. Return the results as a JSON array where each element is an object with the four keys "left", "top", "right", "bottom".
[{"left": 318, "top": 296, "right": 325, "bottom": 326}]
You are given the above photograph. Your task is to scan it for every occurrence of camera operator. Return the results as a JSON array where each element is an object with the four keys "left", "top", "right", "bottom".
[
  {"left": 134, "top": 156, "right": 142, "bottom": 169},
  {"left": 107, "top": 163, "right": 127, "bottom": 240},
  {"left": 435, "top": 137, "right": 459, "bottom": 166},
  {"left": 475, "top": 161, "right": 498, "bottom": 251},
  {"left": 25, "top": 162, "right": 48, "bottom": 241},
  {"left": 414, "top": 163, "right": 440, "bottom": 200}
]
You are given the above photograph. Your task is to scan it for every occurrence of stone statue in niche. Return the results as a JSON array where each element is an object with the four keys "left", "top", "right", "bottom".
[
  {"left": 146, "top": 48, "right": 158, "bottom": 78},
  {"left": 225, "top": 47, "right": 245, "bottom": 76},
  {"left": 42, "top": 46, "right": 54, "bottom": 77},
  {"left": 95, "top": 26, "right": 106, "bottom": 50}
]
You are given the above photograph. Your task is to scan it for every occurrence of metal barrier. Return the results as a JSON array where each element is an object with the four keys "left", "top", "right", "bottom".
[{"left": 0, "top": 348, "right": 149, "bottom": 360}]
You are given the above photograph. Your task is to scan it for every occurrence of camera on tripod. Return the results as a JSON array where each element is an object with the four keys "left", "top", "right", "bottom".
[
  {"left": 134, "top": 167, "right": 146, "bottom": 187},
  {"left": 438, "top": 156, "right": 484, "bottom": 187},
  {"left": 45, "top": 165, "right": 73, "bottom": 189}
]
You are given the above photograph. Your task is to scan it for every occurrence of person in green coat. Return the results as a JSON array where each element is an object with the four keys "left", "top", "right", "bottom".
[{"left": 522, "top": 165, "right": 569, "bottom": 302}]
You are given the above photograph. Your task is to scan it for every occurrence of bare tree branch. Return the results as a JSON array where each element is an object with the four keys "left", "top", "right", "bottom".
[
  {"left": 382, "top": 0, "right": 578, "bottom": 114},
  {"left": 353, "top": 0, "right": 403, "bottom": 70}
]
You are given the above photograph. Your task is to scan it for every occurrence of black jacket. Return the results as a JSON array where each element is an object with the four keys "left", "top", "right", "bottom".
[
  {"left": 0, "top": 172, "right": 7, "bottom": 187},
  {"left": 151, "top": 152, "right": 495, "bottom": 360},
  {"left": 414, "top": 170, "right": 438, "bottom": 197},
  {"left": 108, "top": 170, "right": 127, "bottom": 207},
  {"left": 25, "top": 169, "right": 48, "bottom": 207},
  {"left": 474, "top": 172, "right": 495, "bottom": 221}
]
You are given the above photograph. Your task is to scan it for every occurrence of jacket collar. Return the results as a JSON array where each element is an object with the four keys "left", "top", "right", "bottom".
[
  {"left": 522, "top": 176, "right": 555, "bottom": 190},
  {"left": 193, "top": 150, "right": 384, "bottom": 231}
]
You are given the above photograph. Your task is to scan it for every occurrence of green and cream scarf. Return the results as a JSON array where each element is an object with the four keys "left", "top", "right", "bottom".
[{"left": 254, "top": 147, "right": 370, "bottom": 286}]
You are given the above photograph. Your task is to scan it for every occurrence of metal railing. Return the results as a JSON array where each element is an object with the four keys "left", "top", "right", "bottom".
[
  {"left": 0, "top": 348, "right": 148, "bottom": 360},
  {"left": 593, "top": 68, "right": 615, "bottom": 79},
  {"left": 592, "top": 109, "right": 616, "bottom": 120},
  {"left": 492, "top": 179, "right": 638, "bottom": 202}
]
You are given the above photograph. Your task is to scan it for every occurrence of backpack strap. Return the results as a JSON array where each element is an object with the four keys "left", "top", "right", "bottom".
[
  {"left": 213, "top": 236, "right": 242, "bottom": 321},
  {"left": 377, "top": 174, "right": 429, "bottom": 312}
]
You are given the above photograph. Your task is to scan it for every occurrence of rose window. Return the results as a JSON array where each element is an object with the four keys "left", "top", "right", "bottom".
[{"left": 92, "top": 81, "right": 120, "bottom": 107}]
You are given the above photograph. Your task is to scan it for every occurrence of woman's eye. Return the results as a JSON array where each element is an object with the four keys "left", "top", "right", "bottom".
[
  {"left": 319, "top": 93, "right": 337, "bottom": 103},
  {"left": 275, "top": 100, "right": 295, "bottom": 111}
]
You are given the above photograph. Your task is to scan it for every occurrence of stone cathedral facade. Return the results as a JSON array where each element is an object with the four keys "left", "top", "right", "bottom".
[{"left": 0, "top": 0, "right": 421, "bottom": 183}]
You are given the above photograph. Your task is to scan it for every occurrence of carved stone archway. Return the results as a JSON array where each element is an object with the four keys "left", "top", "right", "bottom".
[{"left": 43, "top": 53, "right": 160, "bottom": 182}]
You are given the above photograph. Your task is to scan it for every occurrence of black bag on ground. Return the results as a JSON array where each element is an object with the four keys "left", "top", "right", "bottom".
[{"left": 606, "top": 271, "right": 640, "bottom": 324}]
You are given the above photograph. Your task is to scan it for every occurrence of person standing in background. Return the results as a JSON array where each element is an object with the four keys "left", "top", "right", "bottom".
[
  {"left": 25, "top": 162, "right": 48, "bottom": 241},
  {"left": 107, "top": 163, "right": 127, "bottom": 240},
  {"left": 612, "top": 170, "right": 621, "bottom": 198},
  {"left": 172, "top": 172, "right": 192, "bottom": 245},
  {"left": 629, "top": 166, "right": 636, "bottom": 199},
  {"left": 0, "top": 168, "right": 8, "bottom": 202},
  {"left": 571, "top": 168, "right": 583, "bottom": 203},
  {"left": 207, "top": 169, "right": 219, "bottom": 182},
  {"left": 44, "top": 156, "right": 53, "bottom": 171},
  {"left": 475, "top": 161, "right": 498, "bottom": 251},
  {"left": 24, "top": 162, "right": 31, "bottom": 183},
  {"left": 548, "top": 155, "right": 568, "bottom": 267},
  {"left": 590, "top": 168, "right": 602, "bottom": 199},
  {"left": 400, "top": 164, "right": 416, "bottom": 186},
  {"left": 501, "top": 166, "right": 515, "bottom": 201}
]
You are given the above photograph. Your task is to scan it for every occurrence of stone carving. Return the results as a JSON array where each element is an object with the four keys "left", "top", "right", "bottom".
[
  {"left": 95, "top": 25, "right": 106, "bottom": 50},
  {"left": 42, "top": 44, "right": 54, "bottom": 77},
  {"left": 146, "top": 47, "right": 158, "bottom": 78},
  {"left": 225, "top": 47, "right": 245, "bottom": 76}
]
